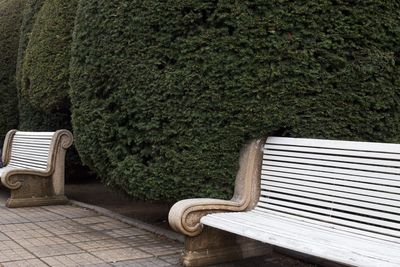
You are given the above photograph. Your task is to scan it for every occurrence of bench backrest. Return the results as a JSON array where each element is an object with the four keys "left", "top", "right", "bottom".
[
  {"left": 258, "top": 137, "right": 400, "bottom": 242},
  {"left": 7, "top": 131, "right": 54, "bottom": 171}
]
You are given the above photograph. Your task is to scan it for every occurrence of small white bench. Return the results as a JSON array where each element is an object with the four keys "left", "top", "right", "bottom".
[
  {"left": 0, "top": 130, "right": 73, "bottom": 208},
  {"left": 169, "top": 137, "right": 400, "bottom": 267}
]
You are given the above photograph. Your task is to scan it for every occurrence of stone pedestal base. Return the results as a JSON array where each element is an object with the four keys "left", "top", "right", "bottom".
[
  {"left": 6, "top": 195, "right": 69, "bottom": 208},
  {"left": 6, "top": 174, "right": 68, "bottom": 208},
  {"left": 182, "top": 227, "right": 272, "bottom": 266}
]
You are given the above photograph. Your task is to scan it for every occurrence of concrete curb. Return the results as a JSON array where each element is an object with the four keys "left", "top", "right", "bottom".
[{"left": 69, "top": 200, "right": 184, "bottom": 243}]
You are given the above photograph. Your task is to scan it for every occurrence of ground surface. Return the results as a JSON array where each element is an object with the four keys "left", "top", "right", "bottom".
[
  {"left": 65, "top": 183, "right": 171, "bottom": 229},
  {"left": 0, "top": 184, "right": 319, "bottom": 266}
]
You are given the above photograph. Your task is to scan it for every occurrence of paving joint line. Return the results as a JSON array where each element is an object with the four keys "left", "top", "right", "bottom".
[{"left": 68, "top": 200, "right": 184, "bottom": 243}]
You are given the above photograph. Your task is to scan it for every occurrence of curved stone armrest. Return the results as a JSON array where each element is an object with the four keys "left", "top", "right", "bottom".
[
  {"left": 168, "top": 138, "right": 265, "bottom": 237},
  {"left": 1, "top": 168, "right": 49, "bottom": 190},
  {"left": 169, "top": 198, "right": 249, "bottom": 237}
]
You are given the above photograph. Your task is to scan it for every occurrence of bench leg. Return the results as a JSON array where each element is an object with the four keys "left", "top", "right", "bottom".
[
  {"left": 6, "top": 174, "right": 68, "bottom": 208},
  {"left": 182, "top": 226, "right": 272, "bottom": 266}
]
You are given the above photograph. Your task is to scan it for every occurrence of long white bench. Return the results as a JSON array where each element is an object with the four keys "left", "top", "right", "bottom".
[
  {"left": 169, "top": 137, "right": 400, "bottom": 267},
  {"left": 0, "top": 130, "right": 73, "bottom": 208}
]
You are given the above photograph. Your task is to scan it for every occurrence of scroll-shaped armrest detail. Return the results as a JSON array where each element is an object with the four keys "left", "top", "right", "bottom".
[
  {"left": 168, "top": 138, "right": 265, "bottom": 237},
  {"left": 1, "top": 168, "right": 50, "bottom": 190},
  {"left": 169, "top": 198, "right": 247, "bottom": 236}
]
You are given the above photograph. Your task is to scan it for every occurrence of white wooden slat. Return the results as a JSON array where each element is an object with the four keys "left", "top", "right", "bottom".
[
  {"left": 260, "top": 185, "right": 400, "bottom": 214},
  {"left": 15, "top": 132, "right": 54, "bottom": 136},
  {"left": 13, "top": 140, "right": 52, "bottom": 145},
  {"left": 11, "top": 152, "right": 48, "bottom": 161},
  {"left": 255, "top": 203, "right": 400, "bottom": 238},
  {"left": 9, "top": 158, "right": 48, "bottom": 168},
  {"left": 13, "top": 133, "right": 54, "bottom": 139},
  {"left": 14, "top": 135, "right": 53, "bottom": 139},
  {"left": 10, "top": 153, "right": 49, "bottom": 161},
  {"left": 262, "top": 166, "right": 400, "bottom": 186},
  {"left": 264, "top": 144, "right": 400, "bottom": 161},
  {"left": 202, "top": 212, "right": 400, "bottom": 267},
  {"left": 9, "top": 159, "right": 47, "bottom": 169},
  {"left": 9, "top": 156, "right": 47, "bottom": 164},
  {"left": 262, "top": 160, "right": 400, "bottom": 182},
  {"left": 11, "top": 147, "right": 49, "bottom": 157},
  {"left": 257, "top": 198, "right": 400, "bottom": 231},
  {"left": 11, "top": 146, "right": 50, "bottom": 153},
  {"left": 263, "top": 155, "right": 400, "bottom": 175},
  {"left": 261, "top": 177, "right": 400, "bottom": 201},
  {"left": 12, "top": 143, "right": 51, "bottom": 149},
  {"left": 261, "top": 180, "right": 400, "bottom": 207},
  {"left": 253, "top": 208, "right": 400, "bottom": 244},
  {"left": 264, "top": 149, "right": 400, "bottom": 168},
  {"left": 9, "top": 156, "right": 48, "bottom": 164},
  {"left": 261, "top": 170, "right": 400, "bottom": 194},
  {"left": 266, "top": 136, "right": 400, "bottom": 154},
  {"left": 206, "top": 211, "right": 400, "bottom": 258},
  {"left": 259, "top": 194, "right": 400, "bottom": 222},
  {"left": 8, "top": 163, "right": 46, "bottom": 171}
]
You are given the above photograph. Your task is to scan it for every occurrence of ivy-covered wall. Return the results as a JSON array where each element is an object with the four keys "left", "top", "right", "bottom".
[
  {"left": 68, "top": 0, "right": 399, "bottom": 200},
  {"left": 0, "top": 0, "right": 24, "bottom": 144}
]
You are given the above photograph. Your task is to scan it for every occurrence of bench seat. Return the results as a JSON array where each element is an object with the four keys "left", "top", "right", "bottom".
[
  {"left": 202, "top": 211, "right": 400, "bottom": 267},
  {"left": 169, "top": 137, "right": 400, "bottom": 266}
]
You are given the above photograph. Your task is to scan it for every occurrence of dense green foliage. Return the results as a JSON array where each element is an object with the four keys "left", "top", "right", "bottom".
[
  {"left": 71, "top": 0, "right": 400, "bottom": 200},
  {"left": 20, "top": 0, "right": 77, "bottom": 129},
  {"left": 20, "top": 0, "right": 90, "bottom": 181},
  {"left": 0, "top": 0, "right": 24, "bottom": 144},
  {"left": 16, "top": 0, "right": 45, "bottom": 95}
]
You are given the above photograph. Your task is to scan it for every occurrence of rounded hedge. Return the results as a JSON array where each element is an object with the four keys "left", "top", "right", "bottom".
[
  {"left": 15, "top": 0, "right": 45, "bottom": 95},
  {"left": 0, "top": 0, "right": 24, "bottom": 144},
  {"left": 20, "top": 0, "right": 91, "bottom": 181},
  {"left": 71, "top": 0, "right": 400, "bottom": 201}
]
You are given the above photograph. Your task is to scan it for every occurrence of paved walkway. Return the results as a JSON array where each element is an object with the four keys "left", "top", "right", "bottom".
[
  {"left": 0, "top": 189, "right": 317, "bottom": 267},
  {"left": 0, "top": 198, "right": 182, "bottom": 266}
]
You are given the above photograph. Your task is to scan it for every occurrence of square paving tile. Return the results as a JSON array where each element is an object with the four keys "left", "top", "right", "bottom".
[
  {"left": 91, "top": 247, "right": 152, "bottom": 262},
  {"left": 2, "top": 228, "right": 53, "bottom": 240},
  {"left": 123, "top": 235, "right": 182, "bottom": 256},
  {"left": 104, "top": 228, "right": 147, "bottom": 238},
  {"left": 28, "top": 243, "right": 84, "bottom": 257},
  {"left": 43, "top": 206, "right": 98, "bottom": 219},
  {"left": 17, "top": 236, "right": 67, "bottom": 248},
  {"left": 42, "top": 252, "right": 106, "bottom": 266},
  {"left": 59, "top": 231, "right": 110, "bottom": 243},
  {"left": 0, "top": 212, "right": 30, "bottom": 224},
  {"left": 112, "top": 257, "right": 173, "bottom": 267},
  {"left": 1, "top": 258, "right": 48, "bottom": 267},
  {"left": 0, "top": 222, "right": 42, "bottom": 232},
  {"left": 159, "top": 254, "right": 181, "bottom": 265},
  {"left": 0, "top": 240, "right": 22, "bottom": 250},
  {"left": 88, "top": 220, "right": 128, "bottom": 231},
  {"left": 0, "top": 233, "right": 10, "bottom": 241},
  {"left": 19, "top": 210, "right": 65, "bottom": 222},
  {"left": 72, "top": 216, "right": 116, "bottom": 225},
  {"left": 36, "top": 219, "right": 90, "bottom": 235},
  {"left": 75, "top": 238, "right": 130, "bottom": 252},
  {"left": 0, "top": 247, "right": 35, "bottom": 262}
]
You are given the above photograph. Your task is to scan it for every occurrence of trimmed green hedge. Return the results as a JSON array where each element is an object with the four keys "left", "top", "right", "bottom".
[
  {"left": 0, "top": 0, "right": 24, "bottom": 143},
  {"left": 19, "top": 0, "right": 91, "bottom": 181},
  {"left": 15, "top": 0, "right": 45, "bottom": 95},
  {"left": 71, "top": 1, "right": 400, "bottom": 201},
  {"left": 20, "top": 0, "right": 77, "bottom": 127}
]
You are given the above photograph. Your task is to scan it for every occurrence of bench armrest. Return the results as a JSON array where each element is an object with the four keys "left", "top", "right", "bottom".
[
  {"left": 168, "top": 138, "right": 265, "bottom": 236},
  {"left": 169, "top": 198, "right": 246, "bottom": 237},
  {"left": 1, "top": 168, "right": 50, "bottom": 190}
]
